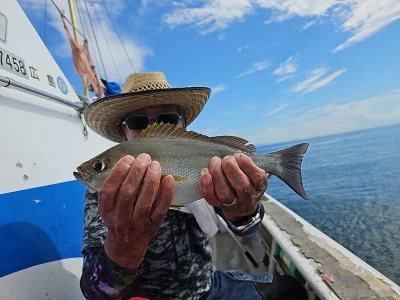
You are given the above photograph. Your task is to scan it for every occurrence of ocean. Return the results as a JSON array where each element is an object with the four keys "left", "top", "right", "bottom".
[{"left": 256, "top": 124, "right": 400, "bottom": 285}]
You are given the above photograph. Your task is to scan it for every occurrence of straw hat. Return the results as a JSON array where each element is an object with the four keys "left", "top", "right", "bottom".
[{"left": 84, "top": 72, "right": 211, "bottom": 142}]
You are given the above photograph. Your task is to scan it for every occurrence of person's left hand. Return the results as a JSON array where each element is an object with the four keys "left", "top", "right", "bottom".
[{"left": 199, "top": 153, "right": 271, "bottom": 223}]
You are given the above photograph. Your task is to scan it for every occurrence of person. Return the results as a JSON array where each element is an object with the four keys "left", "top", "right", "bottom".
[{"left": 80, "top": 72, "right": 307, "bottom": 299}]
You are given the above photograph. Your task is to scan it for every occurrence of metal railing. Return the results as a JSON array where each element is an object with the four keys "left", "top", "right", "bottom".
[{"left": 0, "top": 75, "right": 86, "bottom": 111}]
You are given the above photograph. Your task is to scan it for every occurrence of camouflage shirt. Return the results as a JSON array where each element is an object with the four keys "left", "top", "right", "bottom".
[{"left": 81, "top": 190, "right": 214, "bottom": 300}]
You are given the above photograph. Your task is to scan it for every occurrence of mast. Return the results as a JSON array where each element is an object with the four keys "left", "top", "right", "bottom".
[{"left": 68, "top": 0, "right": 89, "bottom": 97}]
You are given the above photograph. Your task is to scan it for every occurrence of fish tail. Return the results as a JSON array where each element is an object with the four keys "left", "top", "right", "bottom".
[{"left": 270, "top": 143, "right": 309, "bottom": 200}]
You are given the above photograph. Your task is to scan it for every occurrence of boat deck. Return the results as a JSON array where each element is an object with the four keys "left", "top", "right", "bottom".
[{"left": 213, "top": 196, "right": 400, "bottom": 299}]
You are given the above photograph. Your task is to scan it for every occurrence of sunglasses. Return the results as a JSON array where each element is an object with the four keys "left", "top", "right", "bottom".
[{"left": 122, "top": 113, "right": 183, "bottom": 130}]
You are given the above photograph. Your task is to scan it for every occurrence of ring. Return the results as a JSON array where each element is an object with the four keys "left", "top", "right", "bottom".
[{"left": 221, "top": 197, "right": 237, "bottom": 207}]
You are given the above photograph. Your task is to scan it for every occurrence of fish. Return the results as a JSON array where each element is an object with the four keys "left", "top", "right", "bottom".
[{"left": 73, "top": 123, "right": 309, "bottom": 207}]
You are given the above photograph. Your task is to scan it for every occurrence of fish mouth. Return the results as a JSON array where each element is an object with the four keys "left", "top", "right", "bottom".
[
  {"left": 73, "top": 167, "right": 89, "bottom": 185},
  {"left": 74, "top": 167, "right": 98, "bottom": 193}
]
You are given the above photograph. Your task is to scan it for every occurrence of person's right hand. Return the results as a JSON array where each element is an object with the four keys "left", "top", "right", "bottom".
[{"left": 99, "top": 153, "right": 175, "bottom": 269}]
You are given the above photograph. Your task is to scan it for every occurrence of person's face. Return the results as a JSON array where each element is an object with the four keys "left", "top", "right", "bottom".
[{"left": 120, "top": 105, "right": 186, "bottom": 140}]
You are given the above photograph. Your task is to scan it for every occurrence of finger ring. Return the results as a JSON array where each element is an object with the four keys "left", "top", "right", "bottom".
[{"left": 222, "top": 197, "right": 237, "bottom": 207}]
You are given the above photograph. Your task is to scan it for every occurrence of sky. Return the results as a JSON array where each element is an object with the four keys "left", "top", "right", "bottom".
[{"left": 19, "top": 0, "right": 400, "bottom": 145}]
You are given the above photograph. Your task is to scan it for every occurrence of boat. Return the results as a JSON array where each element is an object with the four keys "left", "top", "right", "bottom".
[{"left": 1, "top": 1, "right": 399, "bottom": 299}]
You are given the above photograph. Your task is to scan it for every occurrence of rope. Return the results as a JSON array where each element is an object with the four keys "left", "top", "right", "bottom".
[
  {"left": 76, "top": 0, "right": 86, "bottom": 38},
  {"left": 92, "top": 0, "right": 118, "bottom": 81},
  {"left": 44, "top": 0, "right": 47, "bottom": 44},
  {"left": 76, "top": 0, "right": 99, "bottom": 72},
  {"left": 82, "top": 0, "right": 106, "bottom": 81},
  {"left": 48, "top": 0, "right": 86, "bottom": 39},
  {"left": 76, "top": 0, "right": 101, "bottom": 80},
  {"left": 100, "top": 0, "right": 136, "bottom": 73}
]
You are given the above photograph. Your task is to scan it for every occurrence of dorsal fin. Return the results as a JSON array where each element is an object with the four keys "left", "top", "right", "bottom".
[
  {"left": 140, "top": 124, "right": 256, "bottom": 153},
  {"left": 211, "top": 136, "right": 256, "bottom": 153},
  {"left": 141, "top": 123, "right": 209, "bottom": 141}
]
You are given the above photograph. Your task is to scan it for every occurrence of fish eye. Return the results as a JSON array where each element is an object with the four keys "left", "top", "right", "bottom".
[{"left": 93, "top": 160, "right": 106, "bottom": 172}]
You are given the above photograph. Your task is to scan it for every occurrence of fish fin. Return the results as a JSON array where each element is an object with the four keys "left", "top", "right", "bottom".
[
  {"left": 141, "top": 124, "right": 256, "bottom": 152},
  {"left": 161, "top": 174, "right": 187, "bottom": 182},
  {"left": 141, "top": 123, "right": 209, "bottom": 141},
  {"left": 211, "top": 136, "right": 256, "bottom": 153},
  {"left": 271, "top": 143, "right": 309, "bottom": 200}
]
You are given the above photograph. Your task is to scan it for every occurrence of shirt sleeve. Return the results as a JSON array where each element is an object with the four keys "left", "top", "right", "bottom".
[
  {"left": 214, "top": 202, "right": 264, "bottom": 237},
  {"left": 80, "top": 247, "right": 140, "bottom": 299},
  {"left": 80, "top": 190, "right": 140, "bottom": 299}
]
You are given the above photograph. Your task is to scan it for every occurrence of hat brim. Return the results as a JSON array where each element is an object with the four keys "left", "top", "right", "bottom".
[{"left": 84, "top": 87, "right": 211, "bottom": 142}]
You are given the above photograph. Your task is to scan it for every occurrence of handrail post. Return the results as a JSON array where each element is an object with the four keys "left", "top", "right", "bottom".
[{"left": 268, "top": 239, "right": 280, "bottom": 273}]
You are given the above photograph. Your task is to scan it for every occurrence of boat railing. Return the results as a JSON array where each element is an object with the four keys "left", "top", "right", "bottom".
[
  {"left": 261, "top": 195, "right": 400, "bottom": 299},
  {"left": 0, "top": 75, "right": 87, "bottom": 111},
  {"left": 261, "top": 197, "right": 338, "bottom": 299}
]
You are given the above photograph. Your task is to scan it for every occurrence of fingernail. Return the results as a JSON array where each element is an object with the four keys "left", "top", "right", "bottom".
[
  {"left": 149, "top": 160, "right": 160, "bottom": 172},
  {"left": 222, "top": 155, "right": 232, "bottom": 162},
  {"left": 233, "top": 153, "right": 241, "bottom": 160},
  {"left": 202, "top": 174, "right": 211, "bottom": 186},
  {"left": 137, "top": 153, "right": 151, "bottom": 165},
  {"left": 210, "top": 156, "right": 221, "bottom": 165},
  {"left": 234, "top": 153, "right": 252, "bottom": 161},
  {"left": 222, "top": 155, "right": 236, "bottom": 164},
  {"left": 201, "top": 168, "right": 209, "bottom": 175},
  {"left": 122, "top": 155, "right": 134, "bottom": 167}
]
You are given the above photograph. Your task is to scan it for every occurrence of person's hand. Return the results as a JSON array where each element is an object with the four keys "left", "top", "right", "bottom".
[
  {"left": 99, "top": 154, "right": 175, "bottom": 269},
  {"left": 199, "top": 153, "right": 270, "bottom": 223}
]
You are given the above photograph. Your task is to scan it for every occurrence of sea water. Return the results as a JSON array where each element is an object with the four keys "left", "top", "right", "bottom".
[{"left": 257, "top": 124, "right": 400, "bottom": 285}]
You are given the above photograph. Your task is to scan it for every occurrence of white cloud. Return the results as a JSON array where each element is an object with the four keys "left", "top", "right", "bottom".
[
  {"left": 237, "top": 61, "right": 269, "bottom": 78},
  {"left": 172, "top": 1, "right": 186, "bottom": 8},
  {"left": 257, "top": 0, "right": 336, "bottom": 22},
  {"left": 272, "top": 56, "right": 298, "bottom": 83},
  {"left": 292, "top": 68, "right": 327, "bottom": 91},
  {"left": 292, "top": 68, "right": 346, "bottom": 93},
  {"left": 332, "top": 0, "right": 400, "bottom": 52},
  {"left": 163, "top": 0, "right": 254, "bottom": 35},
  {"left": 19, "top": 0, "right": 152, "bottom": 84},
  {"left": 273, "top": 56, "right": 298, "bottom": 75},
  {"left": 300, "top": 19, "right": 317, "bottom": 31},
  {"left": 162, "top": 0, "right": 400, "bottom": 52},
  {"left": 202, "top": 126, "right": 219, "bottom": 135},
  {"left": 211, "top": 84, "right": 227, "bottom": 94},
  {"left": 248, "top": 90, "right": 400, "bottom": 144},
  {"left": 265, "top": 103, "right": 289, "bottom": 116},
  {"left": 246, "top": 104, "right": 257, "bottom": 112},
  {"left": 288, "top": 90, "right": 400, "bottom": 125},
  {"left": 89, "top": 24, "right": 152, "bottom": 81},
  {"left": 238, "top": 45, "right": 251, "bottom": 52},
  {"left": 276, "top": 75, "right": 293, "bottom": 83},
  {"left": 217, "top": 33, "right": 226, "bottom": 40}
]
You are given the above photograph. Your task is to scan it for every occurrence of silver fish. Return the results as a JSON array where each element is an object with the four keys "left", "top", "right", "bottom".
[{"left": 74, "top": 123, "right": 309, "bottom": 206}]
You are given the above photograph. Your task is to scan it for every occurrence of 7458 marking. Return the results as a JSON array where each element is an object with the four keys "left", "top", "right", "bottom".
[{"left": 0, "top": 47, "right": 29, "bottom": 79}]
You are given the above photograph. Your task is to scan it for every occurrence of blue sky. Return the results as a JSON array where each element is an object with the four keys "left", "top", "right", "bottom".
[{"left": 19, "top": 0, "right": 400, "bottom": 145}]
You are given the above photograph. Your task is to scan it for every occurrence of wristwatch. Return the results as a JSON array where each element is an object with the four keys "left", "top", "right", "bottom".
[
  {"left": 226, "top": 202, "right": 265, "bottom": 234},
  {"left": 235, "top": 211, "right": 262, "bottom": 233}
]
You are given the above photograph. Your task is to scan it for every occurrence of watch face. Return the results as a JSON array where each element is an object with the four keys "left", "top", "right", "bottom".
[{"left": 236, "top": 213, "right": 262, "bottom": 232}]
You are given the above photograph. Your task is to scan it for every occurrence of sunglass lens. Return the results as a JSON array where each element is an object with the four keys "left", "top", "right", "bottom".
[
  {"left": 156, "top": 113, "right": 180, "bottom": 125},
  {"left": 126, "top": 116, "right": 149, "bottom": 130}
]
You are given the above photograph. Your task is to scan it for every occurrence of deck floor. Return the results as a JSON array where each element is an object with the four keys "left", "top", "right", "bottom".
[{"left": 211, "top": 197, "right": 400, "bottom": 299}]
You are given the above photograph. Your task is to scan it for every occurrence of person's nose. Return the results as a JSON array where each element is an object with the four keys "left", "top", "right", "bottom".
[{"left": 149, "top": 116, "right": 158, "bottom": 125}]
